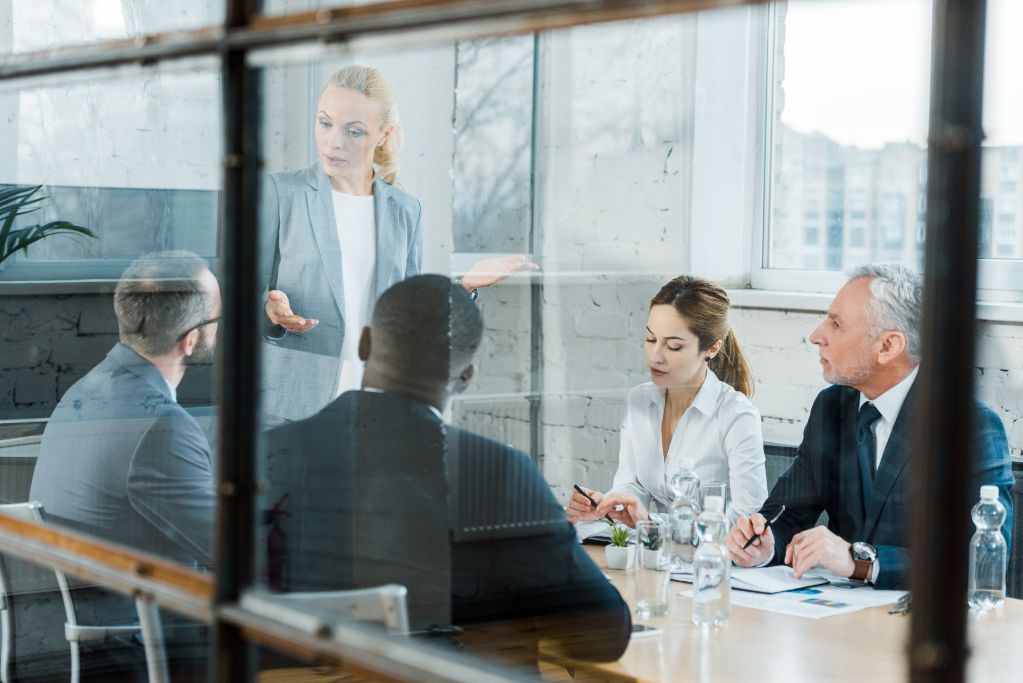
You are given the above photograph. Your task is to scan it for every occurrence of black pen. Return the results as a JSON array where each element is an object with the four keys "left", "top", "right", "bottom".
[
  {"left": 573, "top": 484, "right": 617, "bottom": 526},
  {"left": 742, "top": 505, "right": 786, "bottom": 550}
]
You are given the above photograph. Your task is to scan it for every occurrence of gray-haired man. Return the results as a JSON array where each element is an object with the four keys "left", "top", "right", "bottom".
[
  {"left": 725, "top": 263, "right": 1014, "bottom": 590},
  {"left": 30, "top": 251, "right": 220, "bottom": 569}
]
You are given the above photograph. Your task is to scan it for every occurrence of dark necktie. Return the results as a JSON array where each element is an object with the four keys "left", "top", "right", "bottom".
[{"left": 856, "top": 402, "right": 882, "bottom": 510}]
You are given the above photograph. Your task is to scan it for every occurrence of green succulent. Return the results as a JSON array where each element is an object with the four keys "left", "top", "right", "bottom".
[
  {"left": 610, "top": 525, "right": 632, "bottom": 548},
  {"left": 644, "top": 531, "right": 663, "bottom": 551}
]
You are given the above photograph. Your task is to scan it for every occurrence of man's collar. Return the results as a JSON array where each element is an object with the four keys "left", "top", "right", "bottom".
[
  {"left": 362, "top": 386, "right": 444, "bottom": 420},
  {"left": 859, "top": 365, "right": 919, "bottom": 422},
  {"left": 107, "top": 343, "right": 177, "bottom": 403}
]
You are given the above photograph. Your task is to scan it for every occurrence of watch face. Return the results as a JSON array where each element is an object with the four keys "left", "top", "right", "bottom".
[{"left": 851, "top": 542, "right": 876, "bottom": 561}]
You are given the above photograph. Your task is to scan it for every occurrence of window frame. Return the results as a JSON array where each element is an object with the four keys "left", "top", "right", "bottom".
[{"left": 750, "top": 0, "right": 1023, "bottom": 303}]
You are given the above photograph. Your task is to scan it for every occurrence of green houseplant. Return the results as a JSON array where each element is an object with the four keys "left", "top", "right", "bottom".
[
  {"left": 641, "top": 525, "right": 665, "bottom": 569},
  {"left": 604, "top": 523, "right": 635, "bottom": 570},
  {"left": 0, "top": 185, "right": 96, "bottom": 266}
]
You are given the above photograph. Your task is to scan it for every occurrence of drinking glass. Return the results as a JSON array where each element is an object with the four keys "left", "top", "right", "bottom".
[{"left": 636, "top": 518, "right": 670, "bottom": 617}]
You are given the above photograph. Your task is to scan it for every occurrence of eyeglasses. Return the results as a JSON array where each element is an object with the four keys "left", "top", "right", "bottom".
[{"left": 176, "top": 316, "right": 221, "bottom": 342}]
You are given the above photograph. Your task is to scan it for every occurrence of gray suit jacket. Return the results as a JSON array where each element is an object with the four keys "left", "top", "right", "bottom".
[
  {"left": 260, "top": 162, "right": 423, "bottom": 424},
  {"left": 29, "top": 343, "right": 216, "bottom": 568}
]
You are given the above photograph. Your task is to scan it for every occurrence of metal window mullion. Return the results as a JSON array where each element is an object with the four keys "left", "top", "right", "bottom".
[
  {"left": 910, "top": 1, "right": 989, "bottom": 682},
  {"left": 214, "top": 0, "right": 262, "bottom": 679}
]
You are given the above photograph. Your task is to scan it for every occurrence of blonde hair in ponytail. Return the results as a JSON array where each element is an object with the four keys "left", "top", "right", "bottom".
[
  {"left": 650, "top": 276, "right": 756, "bottom": 397},
  {"left": 323, "top": 64, "right": 403, "bottom": 188}
]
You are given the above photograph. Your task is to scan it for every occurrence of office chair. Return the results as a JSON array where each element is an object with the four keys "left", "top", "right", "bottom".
[
  {"left": 0, "top": 502, "right": 169, "bottom": 683},
  {"left": 1007, "top": 462, "right": 1023, "bottom": 600}
]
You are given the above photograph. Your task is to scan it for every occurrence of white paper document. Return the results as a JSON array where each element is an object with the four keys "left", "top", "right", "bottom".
[
  {"left": 671, "top": 565, "right": 827, "bottom": 593},
  {"left": 730, "top": 566, "right": 830, "bottom": 593},
  {"left": 679, "top": 582, "right": 908, "bottom": 619}
]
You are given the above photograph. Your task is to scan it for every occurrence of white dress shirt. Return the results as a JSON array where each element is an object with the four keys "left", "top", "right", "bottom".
[
  {"left": 332, "top": 190, "right": 377, "bottom": 399},
  {"left": 608, "top": 370, "right": 768, "bottom": 525},
  {"left": 859, "top": 365, "right": 918, "bottom": 470}
]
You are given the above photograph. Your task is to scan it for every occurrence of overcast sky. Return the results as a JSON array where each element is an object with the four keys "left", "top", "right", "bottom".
[{"left": 781, "top": 0, "right": 1023, "bottom": 149}]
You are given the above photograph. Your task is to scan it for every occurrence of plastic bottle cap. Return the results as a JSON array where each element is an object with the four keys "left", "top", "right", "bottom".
[
  {"left": 980, "top": 485, "right": 999, "bottom": 501},
  {"left": 704, "top": 496, "right": 724, "bottom": 511},
  {"left": 680, "top": 459, "right": 695, "bottom": 470}
]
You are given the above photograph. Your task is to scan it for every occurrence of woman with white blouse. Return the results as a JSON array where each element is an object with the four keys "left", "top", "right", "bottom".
[{"left": 567, "top": 276, "right": 768, "bottom": 527}]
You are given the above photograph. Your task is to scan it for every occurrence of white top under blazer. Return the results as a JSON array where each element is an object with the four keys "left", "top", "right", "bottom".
[{"left": 608, "top": 370, "right": 768, "bottom": 525}]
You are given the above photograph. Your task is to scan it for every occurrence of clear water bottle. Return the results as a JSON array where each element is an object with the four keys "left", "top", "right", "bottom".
[
  {"left": 693, "top": 495, "right": 730, "bottom": 627},
  {"left": 968, "top": 485, "right": 1007, "bottom": 611},
  {"left": 668, "top": 459, "right": 701, "bottom": 567}
]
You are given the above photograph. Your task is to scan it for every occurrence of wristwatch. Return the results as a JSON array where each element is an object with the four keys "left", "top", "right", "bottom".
[{"left": 849, "top": 542, "right": 876, "bottom": 583}]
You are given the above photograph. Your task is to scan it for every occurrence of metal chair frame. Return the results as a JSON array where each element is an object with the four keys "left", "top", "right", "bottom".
[{"left": 0, "top": 502, "right": 169, "bottom": 683}]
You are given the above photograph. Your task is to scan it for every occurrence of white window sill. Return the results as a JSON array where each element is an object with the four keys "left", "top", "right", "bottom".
[{"left": 725, "top": 289, "right": 1023, "bottom": 324}]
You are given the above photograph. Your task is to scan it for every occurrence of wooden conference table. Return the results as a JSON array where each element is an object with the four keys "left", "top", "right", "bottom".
[{"left": 565, "top": 546, "right": 1023, "bottom": 683}]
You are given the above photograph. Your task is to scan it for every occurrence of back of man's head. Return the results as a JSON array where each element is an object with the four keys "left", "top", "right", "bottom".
[
  {"left": 847, "top": 263, "right": 923, "bottom": 362},
  {"left": 370, "top": 275, "right": 484, "bottom": 383},
  {"left": 114, "top": 251, "right": 213, "bottom": 357}
]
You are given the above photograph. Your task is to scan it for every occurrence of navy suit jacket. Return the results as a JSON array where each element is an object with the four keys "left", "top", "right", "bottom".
[
  {"left": 265, "top": 390, "right": 631, "bottom": 662},
  {"left": 763, "top": 383, "right": 1014, "bottom": 590}
]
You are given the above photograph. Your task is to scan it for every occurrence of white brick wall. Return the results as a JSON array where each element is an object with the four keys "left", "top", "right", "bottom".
[{"left": 455, "top": 286, "right": 1023, "bottom": 508}]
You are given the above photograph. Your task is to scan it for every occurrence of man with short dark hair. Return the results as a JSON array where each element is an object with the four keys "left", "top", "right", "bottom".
[
  {"left": 31, "top": 251, "right": 220, "bottom": 568},
  {"left": 726, "top": 264, "right": 1013, "bottom": 589},
  {"left": 266, "top": 275, "right": 631, "bottom": 664}
]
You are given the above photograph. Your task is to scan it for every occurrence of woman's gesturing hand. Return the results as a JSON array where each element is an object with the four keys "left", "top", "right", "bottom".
[
  {"left": 462, "top": 255, "right": 538, "bottom": 291},
  {"left": 595, "top": 492, "right": 650, "bottom": 529},
  {"left": 266, "top": 290, "right": 319, "bottom": 333}
]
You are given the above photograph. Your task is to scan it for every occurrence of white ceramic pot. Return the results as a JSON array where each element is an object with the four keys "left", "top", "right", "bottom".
[
  {"left": 605, "top": 544, "right": 635, "bottom": 570},
  {"left": 644, "top": 548, "right": 663, "bottom": 569}
]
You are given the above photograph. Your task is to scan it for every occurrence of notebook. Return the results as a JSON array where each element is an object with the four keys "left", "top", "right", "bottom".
[{"left": 671, "top": 565, "right": 830, "bottom": 594}]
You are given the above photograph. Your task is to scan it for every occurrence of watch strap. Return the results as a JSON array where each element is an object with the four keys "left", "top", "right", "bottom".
[{"left": 850, "top": 557, "right": 871, "bottom": 583}]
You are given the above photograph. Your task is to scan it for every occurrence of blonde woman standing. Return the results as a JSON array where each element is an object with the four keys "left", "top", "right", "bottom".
[{"left": 260, "top": 65, "right": 534, "bottom": 425}]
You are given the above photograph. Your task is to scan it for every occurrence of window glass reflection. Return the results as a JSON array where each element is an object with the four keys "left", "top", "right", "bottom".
[
  {"left": 768, "top": 0, "right": 1023, "bottom": 271},
  {"left": 0, "top": 72, "right": 219, "bottom": 682},
  {"left": 4, "top": 0, "right": 224, "bottom": 54}
]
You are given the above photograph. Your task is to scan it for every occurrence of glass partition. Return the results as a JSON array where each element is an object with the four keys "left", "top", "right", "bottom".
[
  {"left": 0, "top": 1, "right": 1019, "bottom": 682},
  {"left": 0, "top": 67, "right": 220, "bottom": 681},
  {"left": 3, "top": 0, "right": 224, "bottom": 54}
]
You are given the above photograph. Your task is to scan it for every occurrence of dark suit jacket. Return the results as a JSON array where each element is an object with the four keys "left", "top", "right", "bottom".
[
  {"left": 265, "top": 390, "right": 631, "bottom": 662},
  {"left": 30, "top": 343, "right": 216, "bottom": 568},
  {"left": 763, "top": 383, "right": 1014, "bottom": 589}
]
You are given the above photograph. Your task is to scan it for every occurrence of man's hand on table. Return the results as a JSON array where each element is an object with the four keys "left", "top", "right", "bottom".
[{"left": 784, "top": 526, "right": 855, "bottom": 579}]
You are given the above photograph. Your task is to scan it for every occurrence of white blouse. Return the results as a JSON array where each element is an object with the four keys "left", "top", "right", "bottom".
[
  {"left": 608, "top": 370, "right": 768, "bottom": 525},
  {"left": 332, "top": 190, "right": 377, "bottom": 398}
]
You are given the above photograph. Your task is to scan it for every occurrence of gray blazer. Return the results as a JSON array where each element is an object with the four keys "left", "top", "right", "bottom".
[
  {"left": 260, "top": 162, "right": 423, "bottom": 425},
  {"left": 29, "top": 343, "right": 216, "bottom": 568}
]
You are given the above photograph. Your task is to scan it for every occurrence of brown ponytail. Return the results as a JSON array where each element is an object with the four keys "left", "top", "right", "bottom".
[{"left": 650, "top": 276, "right": 755, "bottom": 397}]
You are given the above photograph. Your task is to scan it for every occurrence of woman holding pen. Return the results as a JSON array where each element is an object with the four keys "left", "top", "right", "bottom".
[
  {"left": 260, "top": 64, "right": 535, "bottom": 425},
  {"left": 567, "top": 276, "right": 768, "bottom": 527}
]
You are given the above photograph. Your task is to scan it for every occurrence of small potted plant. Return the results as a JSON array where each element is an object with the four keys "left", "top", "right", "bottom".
[
  {"left": 604, "top": 524, "right": 635, "bottom": 570},
  {"left": 643, "top": 529, "right": 664, "bottom": 569}
]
